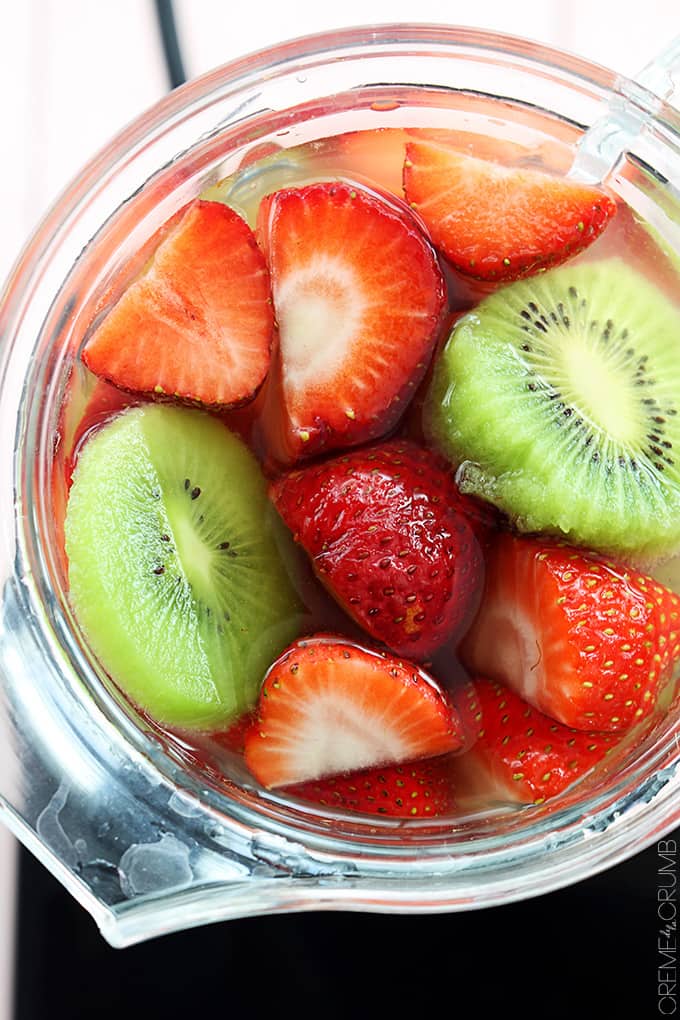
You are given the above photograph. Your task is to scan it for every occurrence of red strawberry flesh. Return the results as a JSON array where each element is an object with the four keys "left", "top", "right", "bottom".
[
  {"left": 83, "top": 200, "right": 273, "bottom": 407},
  {"left": 256, "top": 181, "right": 446, "bottom": 463},
  {"left": 454, "top": 677, "right": 619, "bottom": 805},
  {"left": 244, "top": 635, "right": 464, "bottom": 789},
  {"left": 288, "top": 756, "right": 455, "bottom": 818},
  {"left": 403, "top": 141, "right": 616, "bottom": 281},
  {"left": 270, "top": 440, "right": 484, "bottom": 659},
  {"left": 462, "top": 534, "right": 680, "bottom": 731},
  {"left": 211, "top": 712, "right": 257, "bottom": 755}
]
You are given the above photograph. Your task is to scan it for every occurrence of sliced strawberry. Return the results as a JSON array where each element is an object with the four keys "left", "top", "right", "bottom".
[
  {"left": 407, "top": 127, "right": 532, "bottom": 168},
  {"left": 243, "top": 635, "right": 464, "bottom": 788},
  {"left": 453, "top": 677, "right": 619, "bottom": 805},
  {"left": 256, "top": 181, "right": 446, "bottom": 464},
  {"left": 330, "top": 128, "right": 410, "bottom": 196},
  {"left": 461, "top": 534, "right": 680, "bottom": 732},
  {"left": 403, "top": 140, "right": 616, "bottom": 281},
  {"left": 91, "top": 206, "right": 187, "bottom": 323},
  {"left": 270, "top": 440, "right": 485, "bottom": 660},
  {"left": 288, "top": 756, "right": 455, "bottom": 818},
  {"left": 82, "top": 200, "right": 273, "bottom": 407},
  {"left": 406, "top": 128, "right": 573, "bottom": 175},
  {"left": 328, "top": 124, "right": 569, "bottom": 243}
]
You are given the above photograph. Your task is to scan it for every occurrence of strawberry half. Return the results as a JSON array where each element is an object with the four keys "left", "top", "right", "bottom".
[
  {"left": 270, "top": 440, "right": 485, "bottom": 659},
  {"left": 403, "top": 140, "right": 616, "bottom": 282},
  {"left": 454, "top": 677, "right": 619, "bottom": 805},
  {"left": 243, "top": 635, "right": 464, "bottom": 788},
  {"left": 82, "top": 200, "right": 273, "bottom": 407},
  {"left": 256, "top": 181, "right": 446, "bottom": 464},
  {"left": 288, "top": 757, "right": 455, "bottom": 818},
  {"left": 461, "top": 534, "right": 680, "bottom": 732}
]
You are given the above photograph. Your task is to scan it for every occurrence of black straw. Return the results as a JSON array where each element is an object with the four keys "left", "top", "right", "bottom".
[{"left": 153, "top": 0, "right": 187, "bottom": 90}]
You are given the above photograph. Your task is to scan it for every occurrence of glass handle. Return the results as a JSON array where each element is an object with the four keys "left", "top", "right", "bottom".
[
  {"left": 635, "top": 35, "right": 680, "bottom": 110},
  {"left": 571, "top": 34, "right": 680, "bottom": 183}
]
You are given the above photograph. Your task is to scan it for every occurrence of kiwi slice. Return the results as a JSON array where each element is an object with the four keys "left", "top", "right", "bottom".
[
  {"left": 425, "top": 258, "right": 680, "bottom": 560},
  {"left": 65, "top": 404, "right": 301, "bottom": 729}
]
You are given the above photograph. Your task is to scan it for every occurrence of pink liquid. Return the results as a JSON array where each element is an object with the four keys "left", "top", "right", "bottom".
[{"left": 52, "top": 98, "right": 680, "bottom": 820}]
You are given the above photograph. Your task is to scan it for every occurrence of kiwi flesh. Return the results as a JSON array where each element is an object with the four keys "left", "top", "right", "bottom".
[
  {"left": 65, "top": 404, "right": 301, "bottom": 729},
  {"left": 425, "top": 258, "right": 680, "bottom": 560}
]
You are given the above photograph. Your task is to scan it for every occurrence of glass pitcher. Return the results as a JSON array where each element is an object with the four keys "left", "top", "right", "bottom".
[{"left": 1, "top": 24, "right": 680, "bottom": 947}]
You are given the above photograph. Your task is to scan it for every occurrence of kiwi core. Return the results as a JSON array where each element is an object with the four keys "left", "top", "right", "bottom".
[
  {"left": 166, "top": 501, "right": 215, "bottom": 605},
  {"left": 558, "top": 338, "right": 639, "bottom": 444}
]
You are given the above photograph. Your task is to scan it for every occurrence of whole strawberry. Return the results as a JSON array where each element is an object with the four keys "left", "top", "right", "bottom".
[
  {"left": 461, "top": 533, "right": 680, "bottom": 731},
  {"left": 270, "top": 440, "right": 484, "bottom": 659}
]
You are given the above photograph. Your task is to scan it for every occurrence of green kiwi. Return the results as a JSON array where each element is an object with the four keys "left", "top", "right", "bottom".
[
  {"left": 425, "top": 258, "right": 680, "bottom": 560},
  {"left": 65, "top": 404, "right": 301, "bottom": 729}
]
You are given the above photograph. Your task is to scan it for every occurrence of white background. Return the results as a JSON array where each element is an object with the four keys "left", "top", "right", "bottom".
[{"left": 0, "top": 2, "right": 678, "bottom": 1017}]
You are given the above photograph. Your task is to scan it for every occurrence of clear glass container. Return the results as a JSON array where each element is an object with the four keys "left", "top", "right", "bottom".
[{"left": 2, "top": 24, "right": 680, "bottom": 947}]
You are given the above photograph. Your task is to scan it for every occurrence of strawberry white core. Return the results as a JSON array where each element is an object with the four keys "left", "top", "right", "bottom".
[
  {"left": 274, "top": 691, "right": 413, "bottom": 782},
  {"left": 276, "top": 256, "right": 365, "bottom": 390},
  {"left": 482, "top": 607, "right": 546, "bottom": 702}
]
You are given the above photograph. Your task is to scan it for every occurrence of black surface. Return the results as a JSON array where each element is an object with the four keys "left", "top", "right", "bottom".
[{"left": 14, "top": 834, "right": 676, "bottom": 1019}]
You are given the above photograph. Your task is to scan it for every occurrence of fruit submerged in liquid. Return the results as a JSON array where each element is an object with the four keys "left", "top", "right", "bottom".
[
  {"left": 65, "top": 404, "right": 302, "bottom": 729},
  {"left": 60, "top": 108, "right": 680, "bottom": 820}
]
